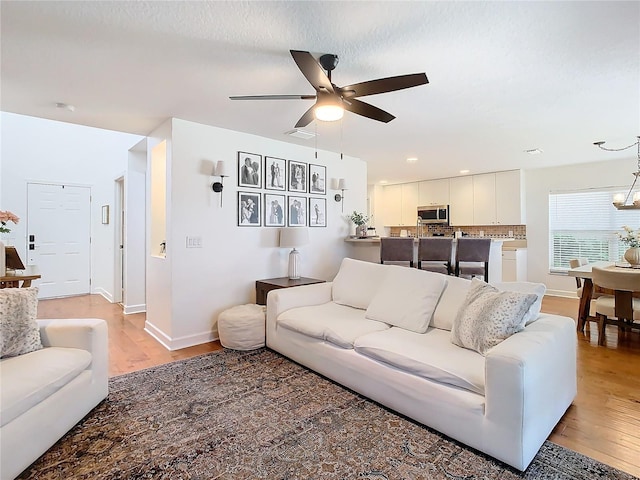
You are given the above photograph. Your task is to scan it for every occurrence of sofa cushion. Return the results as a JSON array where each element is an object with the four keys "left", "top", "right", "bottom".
[
  {"left": 431, "top": 275, "right": 472, "bottom": 331},
  {"left": 277, "top": 301, "right": 390, "bottom": 349},
  {"left": 365, "top": 267, "right": 446, "bottom": 333},
  {"left": 491, "top": 282, "right": 546, "bottom": 325},
  {"left": 0, "top": 346, "right": 92, "bottom": 426},
  {"left": 0, "top": 287, "right": 42, "bottom": 358},
  {"left": 354, "top": 327, "right": 486, "bottom": 395},
  {"left": 451, "top": 279, "right": 538, "bottom": 355},
  {"left": 332, "top": 258, "right": 389, "bottom": 310}
]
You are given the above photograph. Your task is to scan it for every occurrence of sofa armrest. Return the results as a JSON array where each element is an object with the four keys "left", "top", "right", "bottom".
[
  {"left": 266, "top": 282, "right": 333, "bottom": 326},
  {"left": 37, "top": 318, "right": 109, "bottom": 380},
  {"left": 483, "top": 314, "right": 576, "bottom": 455}
]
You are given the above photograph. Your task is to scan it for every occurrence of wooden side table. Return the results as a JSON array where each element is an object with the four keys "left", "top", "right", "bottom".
[
  {"left": 255, "top": 277, "right": 325, "bottom": 305},
  {"left": 0, "top": 265, "right": 41, "bottom": 289}
]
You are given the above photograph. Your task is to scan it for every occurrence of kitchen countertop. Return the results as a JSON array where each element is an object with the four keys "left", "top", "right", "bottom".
[{"left": 345, "top": 237, "right": 514, "bottom": 244}]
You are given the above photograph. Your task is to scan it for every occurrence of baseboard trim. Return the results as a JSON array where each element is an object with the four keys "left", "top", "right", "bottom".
[
  {"left": 546, "top": 289, "right": 579, "bottom": 299},
  {"left": 93, "top": 287, "right": 114, "bottom": 303},
  {"left": 123, "top": 303, "right": 146, "bottom": 315},
  {"left": 144, "top": 321, "right": 217, "bottom": 351}
]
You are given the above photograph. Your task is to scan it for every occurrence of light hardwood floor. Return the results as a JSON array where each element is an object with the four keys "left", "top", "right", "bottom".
[{"left": 37, "top": 294, "right": 640, "bottom": 477}]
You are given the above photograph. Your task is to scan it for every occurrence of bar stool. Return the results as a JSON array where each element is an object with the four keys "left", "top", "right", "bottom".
[
  {"left": 417, "top": 238, "right": 453, "bottom": 275},
  {"left": 592, "top": 265, "right": 640, "bottom": 346},
  {"left": 380, "top": 237, "right": 414, "bottom": 267},
  {"left": 455, "top": 238, "right": 491, "bottom": 282}
]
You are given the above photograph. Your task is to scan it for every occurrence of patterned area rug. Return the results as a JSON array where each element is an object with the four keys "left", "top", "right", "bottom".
[{"left": 19, "top": 349, "right": 637, "bottom": 479}]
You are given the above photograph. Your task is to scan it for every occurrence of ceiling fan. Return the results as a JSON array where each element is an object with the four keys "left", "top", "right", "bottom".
[{"left": 230, "top": 50, "right": 429, "bottom": 128}]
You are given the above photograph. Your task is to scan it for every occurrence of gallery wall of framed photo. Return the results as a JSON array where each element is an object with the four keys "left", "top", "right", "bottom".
[{"left": 236, "top": 151, "right": 327, "bottom": 227}]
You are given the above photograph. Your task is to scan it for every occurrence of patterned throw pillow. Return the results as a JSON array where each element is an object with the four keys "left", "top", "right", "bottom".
[
  {"left": 451, "top": 279, "right": 537, "bottom": 355},
  {"left": 0, "top": 287, "right": 42, "bottom": 358}
]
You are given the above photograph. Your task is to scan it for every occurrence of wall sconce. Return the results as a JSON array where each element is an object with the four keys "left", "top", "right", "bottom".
[
  {"left": 331, "top": 178, "right": 347, "bottom": 212},
  {"left": 211, "top": 161, "right": 228, "bottom": 207}
]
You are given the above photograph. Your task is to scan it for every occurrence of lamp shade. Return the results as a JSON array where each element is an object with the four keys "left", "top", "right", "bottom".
[
  {"left": 279, "top": 227, "right": 309, "bottom": 248},
  {"left": 338, "top": 178, "right": 347, "bottom": 190},
  {"left": 215, "top": 161, "right": 227, "bottom": 177}
]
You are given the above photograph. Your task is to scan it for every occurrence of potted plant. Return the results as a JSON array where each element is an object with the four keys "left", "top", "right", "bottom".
[
  {"left": 618, "top": 225, "right": 640, "bottom": 265},
  {"left": 349, "top": 211, "right": 369, "bottom": 238}
]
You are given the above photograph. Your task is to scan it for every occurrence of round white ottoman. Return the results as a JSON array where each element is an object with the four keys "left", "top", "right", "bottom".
[{"left": 217, "top": 304, "right": 266, "bottom": 350}]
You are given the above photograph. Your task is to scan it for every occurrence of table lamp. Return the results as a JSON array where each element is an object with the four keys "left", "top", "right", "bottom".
[{"left": 279, "top": 227, "right": 309, "bottom": 279}]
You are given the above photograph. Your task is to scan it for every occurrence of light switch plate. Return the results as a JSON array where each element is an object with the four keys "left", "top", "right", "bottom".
[{"left": 186, "top": 236, "right": 202, "bottom": 248}]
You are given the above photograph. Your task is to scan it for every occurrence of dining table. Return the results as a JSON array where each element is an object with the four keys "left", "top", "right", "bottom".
[{"left": 567, "top": 260, "right": 640, "bottom": 332}]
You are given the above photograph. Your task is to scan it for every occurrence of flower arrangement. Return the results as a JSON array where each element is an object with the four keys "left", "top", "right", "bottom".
[
  {"left": 349, "top": 211, "right": 369, "bottom": 226},
  {"left": 618, "top": 225, "right": 640, "bottom": 248},
  {"left": 0, "top": 210, "right": 19, "bottom": 234}
]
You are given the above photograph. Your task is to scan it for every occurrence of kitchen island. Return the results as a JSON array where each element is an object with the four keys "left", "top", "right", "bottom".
[{"left": 345, "top": 237, "right": 509, "bottom": 283}]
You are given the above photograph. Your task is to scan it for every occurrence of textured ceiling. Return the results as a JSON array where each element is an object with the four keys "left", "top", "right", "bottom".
[{"left": 1, "top": 1, "right": 639, "bottom": 183}]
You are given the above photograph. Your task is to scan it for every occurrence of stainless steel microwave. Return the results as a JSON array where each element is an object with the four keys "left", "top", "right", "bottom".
[{"left": 417, "top": 205, "right": 449, "bottom": 225}]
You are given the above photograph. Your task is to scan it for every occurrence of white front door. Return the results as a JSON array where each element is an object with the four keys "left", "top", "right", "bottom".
[{"left": 27, "top": 183, "right": 91, "bottom": 298}]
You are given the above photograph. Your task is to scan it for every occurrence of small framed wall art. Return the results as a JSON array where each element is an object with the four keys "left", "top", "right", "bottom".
[
  {"left": 287, "top": 195, "right": 307, "bottom": 227},
  {"left": 264, "top": 156, "right": 286, "bottom": 191},
  {"left": 101, "top": 205, "right": 110, "bottom": 224},
  {"left": 309, "top": 197, "right": 326, "bottom": 227},
  {"left": 309, "top": 164, "right": 326, "bottom": 194},
  {"left": 264, "top": 193, "right": 286, "bottom": 227},
  {"left": 237, "top": 152, "right": 262, "bottom": 188},
  {"left": 288, "top": 160, "right": 307, "bottom": 193},
  {"left": 238, "top": 191, "right": 261, "bottom": 226}
]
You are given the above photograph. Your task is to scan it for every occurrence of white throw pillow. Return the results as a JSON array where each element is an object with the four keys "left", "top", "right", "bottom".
[
  {"left": 365, "top": 266, "right": 446, "bottom": 333},
  {"left": 431, "top": 274, "right": 472, "bottom": 331},
  {"left": 451, "top": 279, "right": 537, "bottom": 355},
  {"left": 332, "top": 258, "right": 389, "bottom": 310},
  {"left": 0, "top": 287, "right": 42, "bottom": 358},
  {"left": 491, "top": 281, "right": 546, "bottom": 325}
]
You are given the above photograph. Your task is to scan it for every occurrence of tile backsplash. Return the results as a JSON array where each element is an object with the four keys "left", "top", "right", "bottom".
[{"left": 388, "top": 224, "right": 526, "bottom": 239}]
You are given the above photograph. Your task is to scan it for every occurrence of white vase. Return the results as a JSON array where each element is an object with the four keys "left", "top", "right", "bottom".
[
  {"left": 624, "top": 247, "right": 640, "bottom": 266},
  {"left": 0, "top": 240, "right": 5, "bottom": 276}
]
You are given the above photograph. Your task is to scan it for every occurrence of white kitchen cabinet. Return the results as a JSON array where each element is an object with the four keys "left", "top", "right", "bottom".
[
  {"left": 418, "top": 178, "right": 450, "bottom": 206},
  {"left": 502, "top": 248, "right": 527, "bottom": 282},
  {"left": 401, "top": 183, "right": 419, "bottom": 226},
  {"left": 449, "top": 176, "right": 474, "bottom": 226},
  {"left": 472, "top": 173, "right": 497, "bottom": 225},
  {"left": 496, "top": 170, "right": 525, "bottom": 224},
  {"left": 381, "top": 184, "right": 402, "bottom": 226}
]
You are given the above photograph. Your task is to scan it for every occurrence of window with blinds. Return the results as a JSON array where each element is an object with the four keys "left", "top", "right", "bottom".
[{"left": 549, "top": 189, "right": 640, "bottom": 272}]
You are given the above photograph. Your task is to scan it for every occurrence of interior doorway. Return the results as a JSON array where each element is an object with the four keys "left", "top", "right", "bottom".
[{"left": 114, "top": 176, "right": 125, "bottom": 304}]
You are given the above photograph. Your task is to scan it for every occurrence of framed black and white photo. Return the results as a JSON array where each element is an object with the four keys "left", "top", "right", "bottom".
[
  {"left": 264, "top": 156, "right": 286, "bottom": 191},
  {"left": 264, "top": 193, "right": 286, "bottom": 227},
  {"left": 238, "top": 191, "right": 261, "bottom": 226},
  {"left": 308, "top": 164, "right": 326, "bottom": 194},
  {"left": 288, "top": 160, "right": 307, "bottom": 193},
  {"left": 237, "top": 152, "right": 262, "bottom": 188},
  {"left": 309, "top": 197, "right": 326, "bottom": 227},
  {"left": 287, "top": 195, "right": 307, "bottom": 227}
]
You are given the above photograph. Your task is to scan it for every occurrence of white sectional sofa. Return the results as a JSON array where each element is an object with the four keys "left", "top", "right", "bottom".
[
  {"left": 266, "top": 258, "right": 576, "bottom": 471},
  {"left": 0, "top": 318, "right": 109, "bottom": 480}
]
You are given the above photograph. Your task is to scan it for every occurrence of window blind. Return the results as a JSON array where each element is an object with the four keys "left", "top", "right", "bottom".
[{"left": 548, "top": 189, "right": 640, "bottom": 272}]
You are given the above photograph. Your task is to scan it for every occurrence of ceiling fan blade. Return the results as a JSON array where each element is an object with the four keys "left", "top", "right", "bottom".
[
  {"left": 343, "top": 98, "right": 395, "bottom": 123},
  {"left": 290, "top": 50, "right": 335, "bottom": 94},
  {"left": 339, "top": 73, "right": 428, "bottom": 98},
  {"left": 229, "top": 94, "right": 316, "bottom": 100},
  {"left": 294, "top": 105, "right": 316, "bottom": 128}
]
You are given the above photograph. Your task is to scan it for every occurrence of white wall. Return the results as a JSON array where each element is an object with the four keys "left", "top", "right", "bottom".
[
  {"left": 525, "top": 158, "right": 629, "bottom": 296},
  {"left": 145, "top": 118, "right": 366, "bottom": 349},
  {"left": 0, "top": 112, "right": 142, "bottom": 298}
]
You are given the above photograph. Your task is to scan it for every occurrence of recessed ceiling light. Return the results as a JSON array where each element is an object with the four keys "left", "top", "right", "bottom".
[
  {"left": 379, "top": 180, "right": 388, "bottom": 184},
  {"left": 524, "top": 148, "right": 543, "bottom": 155},
  {"left": 55, "top": 102, "right": 75, "bottom": 112},
  {"left": 460, "top": 169, "right": 470, "bottom": 174},
  {"left": 406, "top": 157, "right": 418, "bottom": 163}
]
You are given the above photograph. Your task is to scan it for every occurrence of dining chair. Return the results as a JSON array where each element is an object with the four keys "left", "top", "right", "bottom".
[
  {"left": 569, "top": 257, "right": 589, "bottom": 297},
  {"left": 417, "top": 238, "right": 453, "bottom": 275},
  {"left": 455, "top": 238, "right": 491, "bottom": 282},
  {"left": 380, "top": 237, "right": 414, "bottom": 267},
  {"left": 591, "top": 265, "right": 640, "bottom": 346}
]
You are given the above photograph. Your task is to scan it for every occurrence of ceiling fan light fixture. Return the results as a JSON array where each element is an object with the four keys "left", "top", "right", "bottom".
[{"left": 314, "top": 95, "right": 344, "bottom": 122}]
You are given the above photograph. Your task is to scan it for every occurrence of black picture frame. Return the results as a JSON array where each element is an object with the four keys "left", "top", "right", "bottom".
[
  {"left": 309, "top": 197, "right": 327, "bottom": 227},
  {"left": 237, "top": 191, "right": 261, "bottom": 226},
  {"left": 287, "top": 195, "right": 307, "bottom": 227},
  {"left": 288, "top": 160, "right": 307, "bottom": 193},
  {"left": 264, "top": 156, "right": 286, "bottom": 191},
  {"left": 309, "top": 164, "right": 326, "bottom": 194},
  {"left": 237, "top": 152, "right": 262, "bottom": 188},
  {"left": 264, "top": 193, "right": 286, "bottom": 227}
]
